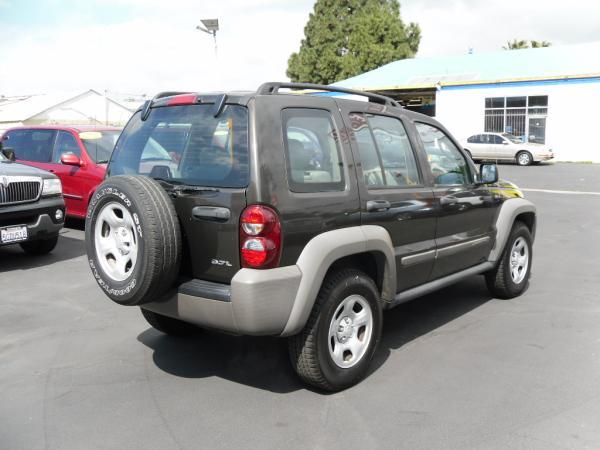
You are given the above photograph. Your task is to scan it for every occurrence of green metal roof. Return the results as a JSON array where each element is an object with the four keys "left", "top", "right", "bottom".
[{"left": 334, "top": 41, "right": 600, "bottom": 91}]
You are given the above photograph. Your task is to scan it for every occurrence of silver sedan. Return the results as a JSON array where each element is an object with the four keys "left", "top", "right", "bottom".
[{"left": 462, "top": 132, "right": 554, "bottom": 166}]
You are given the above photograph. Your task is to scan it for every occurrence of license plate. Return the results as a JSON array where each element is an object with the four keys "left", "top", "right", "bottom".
[{"left": 1, "top": 226, "right": 28, "bottom": 244}]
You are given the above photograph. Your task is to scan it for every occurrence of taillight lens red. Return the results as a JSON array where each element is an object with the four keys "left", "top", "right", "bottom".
[
  {"left": 240, "top": 205, "right": 281, "bottom": 269},
  {"left": 167, "top": 94, "right": 198, "bottom": 106}
]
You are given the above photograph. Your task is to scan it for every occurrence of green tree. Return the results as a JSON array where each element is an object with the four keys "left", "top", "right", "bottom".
[
  {"left": 503, "top": 39, "right": 551, "bottom": 50},
  {"left": 530, "top": 40, "right": 552, "bottom": 48},
  {"left": 287, "top": 0, "right": 420, "bottom": 85}
]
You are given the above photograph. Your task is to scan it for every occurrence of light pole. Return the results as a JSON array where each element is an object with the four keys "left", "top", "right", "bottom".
[{"left": 196, "top": 19, "right": 219, "bottom": 58}]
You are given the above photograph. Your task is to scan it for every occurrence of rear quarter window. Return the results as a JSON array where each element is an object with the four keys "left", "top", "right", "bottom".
[{"left": 282, "top": 108, "right": 345, "bottom": 193}]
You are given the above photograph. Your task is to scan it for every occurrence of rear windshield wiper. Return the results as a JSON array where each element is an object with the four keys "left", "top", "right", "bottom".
[
  {"left": 152, "top": 177, "right": 219, "bottom": 194},
  {"left": 173, "top": 185, "right": 220, "bottom": 194}
]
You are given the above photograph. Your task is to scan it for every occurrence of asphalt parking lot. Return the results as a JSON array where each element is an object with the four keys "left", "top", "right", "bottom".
[{"left": 1, "top": 162, "right": 600, "bottom": 449}]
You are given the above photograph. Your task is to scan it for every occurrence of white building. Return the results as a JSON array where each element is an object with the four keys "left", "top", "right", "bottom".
[
  {"left": 0, "top": 89, "right": 136, "bottom": 132},
  {"left": 336, "top": 41, "right": 600, "bottom": 162}
]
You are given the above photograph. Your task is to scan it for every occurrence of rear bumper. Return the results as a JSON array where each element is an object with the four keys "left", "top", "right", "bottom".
[
  {"left": 142, "top": 265, "right": 302, "bottom": 336},
  {"left": 0, "top": 196, "right": 65, "bottom": 246}
]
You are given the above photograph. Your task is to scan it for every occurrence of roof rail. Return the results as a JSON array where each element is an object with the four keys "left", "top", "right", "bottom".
[{"left": 256, "top": 82, "right": 400, "bottom": 107}]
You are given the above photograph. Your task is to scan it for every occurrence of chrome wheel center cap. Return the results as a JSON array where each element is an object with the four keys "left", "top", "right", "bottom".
[
  {"left": 336, "top": 316, "right": 354, "bottom": 343},
  {"left": 115, "top": 227, "right": 132, "bottom": 255}
]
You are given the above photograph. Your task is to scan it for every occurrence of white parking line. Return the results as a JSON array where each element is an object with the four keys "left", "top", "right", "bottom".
[{"left": 521, "top": 188, "right": 600, "bottom": 196}]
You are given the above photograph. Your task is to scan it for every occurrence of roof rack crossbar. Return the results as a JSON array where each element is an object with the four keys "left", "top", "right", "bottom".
[{"left": 256, "top": 82, "right": 400, "bottom": 107}]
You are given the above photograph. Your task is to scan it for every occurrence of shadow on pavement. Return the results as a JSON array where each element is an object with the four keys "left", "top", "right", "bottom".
[
  {"left": 0, "top": 233, "right": 86, "bottom": 273},
  {"left": 138, "top": 275, "right": 493, "bottom": 393}
]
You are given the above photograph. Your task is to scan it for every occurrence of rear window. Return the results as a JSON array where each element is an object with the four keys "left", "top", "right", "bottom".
[{"left": 109, "top": 104, "right": 249, "bottom": 188}]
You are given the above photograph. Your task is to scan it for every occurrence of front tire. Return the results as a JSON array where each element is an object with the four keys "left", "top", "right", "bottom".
[
  {"left": 288, "top": 269, "right": 382, "bottom": 391},
  {"left": 20, "top": 235, "right": 59, "bottom": 255},
  {"left": 516, "top": 151, "right": 533, "bottom": 166},
  {"left": 485, "top": 221, "right": 532, "bottom": 299}
]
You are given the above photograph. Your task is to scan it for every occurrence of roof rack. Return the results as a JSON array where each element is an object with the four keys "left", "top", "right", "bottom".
[{"left": 256, "top": 82, "right": 400, "bottom": 107}]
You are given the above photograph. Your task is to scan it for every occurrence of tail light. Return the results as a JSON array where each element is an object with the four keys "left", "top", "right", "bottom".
[{"left": 240, "top": 205, "right": 281, "bottom": 269}]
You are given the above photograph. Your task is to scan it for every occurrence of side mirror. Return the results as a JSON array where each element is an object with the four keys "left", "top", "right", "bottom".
[
  {"left": 2, "top": 147, "right": 16, "bottom": 161},
  {"left": 503, "top": 141, "right": 510, "bottom": 145},
  {"left": 60, "top": 153, "right": 82, "bottom": 166},
  {"left": 479, "top": 163, "right": 498, "bottom": 184}
]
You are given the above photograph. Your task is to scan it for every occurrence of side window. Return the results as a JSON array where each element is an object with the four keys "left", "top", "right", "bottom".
[
  {"left": 467, "top": 135, "right": 476, "bottom": 143},
  {"left": 368, "top": 114, "right": 420, "bottom": 187},
  {"left": 6, "top": 129, "right": 55, "bottom": 163},
  {"left": 283, "top": 108, "right": 344, "bottom": 193},
  {"left": 54, "top": 131, "right": 81, "bottom": 162},
  {"left": 415, "top": 122, "right": 471, "bottom": 186},
  {"left": 491, "top": 135, "right": 504, "bottom": 144},
  {"left": 350, "top": 113, "right": 421, "bottom": 189}
]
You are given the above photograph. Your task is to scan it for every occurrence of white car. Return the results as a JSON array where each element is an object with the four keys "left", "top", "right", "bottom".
[{"left": 462, "top": 132, "right": 554, "bottom": 166}]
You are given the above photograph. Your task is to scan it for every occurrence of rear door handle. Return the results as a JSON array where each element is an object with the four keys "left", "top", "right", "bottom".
[{"left": 366, "top": 200, "right": 391, "bottom": 212}]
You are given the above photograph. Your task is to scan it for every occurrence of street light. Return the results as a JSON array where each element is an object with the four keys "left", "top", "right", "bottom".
[{"left": 196, "top": 19, "right": 219, "bottom": 56}]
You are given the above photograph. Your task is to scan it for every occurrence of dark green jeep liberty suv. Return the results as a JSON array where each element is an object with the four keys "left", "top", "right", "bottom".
[{"left": 86, "top": 83, "right": 536, "bottom": 391}]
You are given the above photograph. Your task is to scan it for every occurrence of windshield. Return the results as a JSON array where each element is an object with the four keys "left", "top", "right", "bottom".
[
  {"left": 502, "top": 133, "right": 522, "bottom": 144},
  {"left": 108, "top": 104, "right": 249, "bottom": 188},
  {"left": 81, "top": 130, "right": 121, "bottom": 163}
]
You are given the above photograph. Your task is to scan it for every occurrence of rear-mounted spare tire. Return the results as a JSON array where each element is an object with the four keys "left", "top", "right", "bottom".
[{"left": 85, "top": 175, "right": 181, "bottom": 306}]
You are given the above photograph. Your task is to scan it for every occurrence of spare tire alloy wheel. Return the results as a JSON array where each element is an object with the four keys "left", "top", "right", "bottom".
[
  {"left": 85, "top": 175, "right": 181, "bottom": 306},
  {"left": 94, "top": 202, "right": 138, "bottom": 282}
]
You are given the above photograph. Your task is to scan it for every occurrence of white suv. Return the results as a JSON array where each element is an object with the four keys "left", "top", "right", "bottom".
[{"left": 463, "top": 132, "right": 554, "bottom": 166}]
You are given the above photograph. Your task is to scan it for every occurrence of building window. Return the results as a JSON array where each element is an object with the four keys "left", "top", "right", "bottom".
[{"left": 484, "top": 95, "right": 548, "bottom": 144}]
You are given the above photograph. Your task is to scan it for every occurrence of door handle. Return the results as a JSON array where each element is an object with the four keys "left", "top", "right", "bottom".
[
  {"left": 366, "top": 200, "right": 391, "bottom": 212},
  {"left": 439, "top": 195, "right": 458, "bottom": 206}
]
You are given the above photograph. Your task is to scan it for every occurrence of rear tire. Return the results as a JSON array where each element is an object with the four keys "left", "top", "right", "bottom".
[
  {"left": 85, "top": 175, "right": 182, "bottom": 306},
  {"left": 485, "top": 221, "right": 532, "bottom": 299},
  {"left": 516, "top": 151, "right": 533, "bottom": 166},
  {"left": 140, "top": 308, "right": 197, "bottom": 336},
  {"left": 20, "top": 235, "right": 59, "bottom": 255},
  {"left": 288, "top": 269, "right": 382, "bottom": 392}
]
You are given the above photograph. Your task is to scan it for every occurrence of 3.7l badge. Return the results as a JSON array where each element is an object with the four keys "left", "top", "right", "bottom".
[{"left": 211, "top": 259, "right": 232, "bottom": 267}]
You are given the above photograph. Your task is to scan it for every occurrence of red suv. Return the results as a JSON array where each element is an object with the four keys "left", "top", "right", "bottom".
[{"left": 1, "top": 125, "right": 121, "bottom": 218}]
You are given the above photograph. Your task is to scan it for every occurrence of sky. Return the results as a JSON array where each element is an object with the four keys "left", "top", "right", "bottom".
[{"left": 1, "top": 0, "right": 600, "bottom": 98}]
